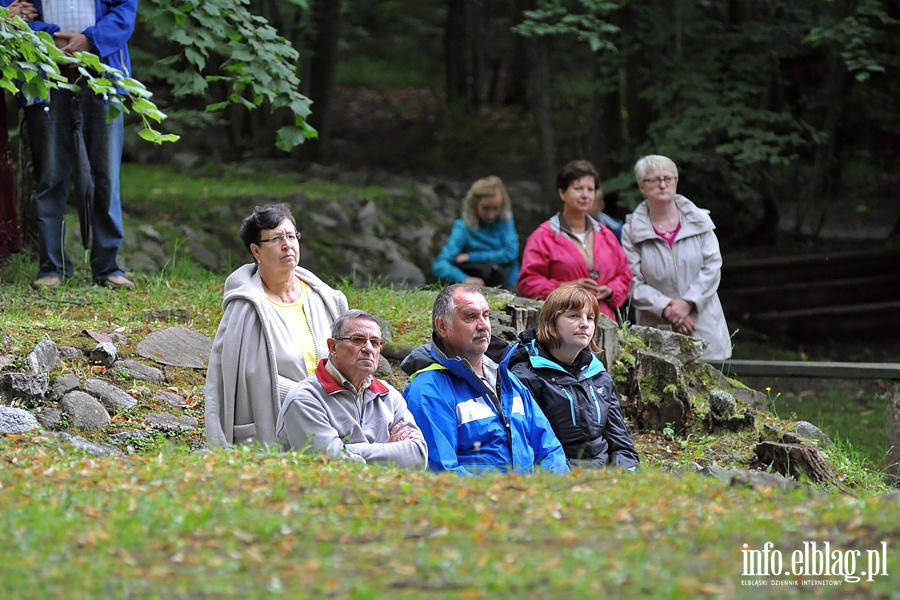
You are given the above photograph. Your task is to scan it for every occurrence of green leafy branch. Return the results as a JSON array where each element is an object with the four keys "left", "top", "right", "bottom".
[
  {"left": 514, "top": 0, "right": 621, "bottom": 53},
  {"left": 804, "top": 0, "right": 897, "bottom": 82},
  {"left": 140, "top": 0, "right": 317, "bottom": 151},
  {"left": 1, "top": 8, "right": 177, "bottom": 144}
]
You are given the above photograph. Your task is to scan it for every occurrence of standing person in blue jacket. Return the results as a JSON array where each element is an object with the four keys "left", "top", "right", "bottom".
[
  {"left": 401, "top": 283, "right": 569, "bottom": 475},
  {"left": 592, "top": 193, "right": 623, "bottom": 244},
  {"left": 432, "top": 176, "right": 520, "bottom": 290},
  {"left": 508, "top": 285, "right": 639, "bottom": 471},
  {"left": 23, "top": 0, "right": 138, "bottom": 289}
]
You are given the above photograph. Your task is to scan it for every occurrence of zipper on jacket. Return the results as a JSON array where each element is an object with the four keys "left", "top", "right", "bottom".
[
  {"left": 564, "top": 389, "right": 576, "bottom": 426},
  {"left": 491, "top": 379, "right": 515, "bottom": 463},
  {"left": 590, "top": 386, "right": 601, "bottom": 424},
  {"left": 662, "top": 235, "right": 683, "bottom": 299}
]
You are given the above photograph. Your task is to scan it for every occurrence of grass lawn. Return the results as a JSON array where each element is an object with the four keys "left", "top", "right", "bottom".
[
  {"left": 767, "top": 382, "right": 890, "bottom": 469},
  {"left": 1, "top": 441, "right": 897, "bottom": 599}
]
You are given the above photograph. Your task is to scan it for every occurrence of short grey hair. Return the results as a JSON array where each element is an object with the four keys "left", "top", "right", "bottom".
[
  {"left": 634, "top": 155, "right": 679, "bottom": 184},
  {"left": 432, "top": 283, "right": 482, "bottom": 332},
  {"left": 331, "top": 309, "right": 379, "bottom": 338}
]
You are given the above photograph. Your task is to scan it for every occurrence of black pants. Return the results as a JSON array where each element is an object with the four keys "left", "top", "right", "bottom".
[{"left": 460, "top": 263, "right": 507, "bottom": 288}]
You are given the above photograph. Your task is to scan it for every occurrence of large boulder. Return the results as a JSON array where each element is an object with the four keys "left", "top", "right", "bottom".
[{"left": 622, "top": 349, "right": 693, "bottom": 434}]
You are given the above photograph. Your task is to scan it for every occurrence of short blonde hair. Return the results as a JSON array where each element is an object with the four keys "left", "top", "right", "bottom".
[
  {"left": 461, "top": 176, "right": 512, "bottom": 230},
  {"left": 634, "top": 155, "right": 679, "bottom": 185},
  {"left": 537, "top": 285, "right": 601, "bottom": 353}
]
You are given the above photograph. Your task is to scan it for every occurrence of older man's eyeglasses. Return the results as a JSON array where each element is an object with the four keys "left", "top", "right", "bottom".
[
  {"left": 336, "top": 335, "right": 385, "bottom": 349},
  {"left": 258, "top": 232, "right": 300, "bottom": 244},
  {"left": 642, "top": 176, "right": 677, "bottom": 186}
]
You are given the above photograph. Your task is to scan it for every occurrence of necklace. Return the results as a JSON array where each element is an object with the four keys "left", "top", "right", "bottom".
[
  {"left": 653, "top": 224, "right": 678, "bottom": 235},
  {"left": 651, "top": 215, "right": 679, "bottom": 235}
]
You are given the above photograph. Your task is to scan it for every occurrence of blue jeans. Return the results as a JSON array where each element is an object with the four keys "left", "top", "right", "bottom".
[{"left": 25, "top": 85, "right": 125, "bottom": 283}]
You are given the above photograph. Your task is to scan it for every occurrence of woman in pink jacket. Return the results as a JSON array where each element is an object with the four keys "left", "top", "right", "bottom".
[{"left": 518, "top": 160, "right": 632, "bottom": 322}]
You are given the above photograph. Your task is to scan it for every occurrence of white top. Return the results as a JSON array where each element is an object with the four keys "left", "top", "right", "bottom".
[{"left": 42, "top": 0, "right": 97, "bottom": 34}]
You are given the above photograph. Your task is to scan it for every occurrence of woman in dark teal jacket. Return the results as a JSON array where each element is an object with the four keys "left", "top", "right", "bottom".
[
  {"left": 432, "top": 176, "right": 520, "bottom": 289},
  {"left": 509, "top": 285, "right": 639, "bottom": 470}
]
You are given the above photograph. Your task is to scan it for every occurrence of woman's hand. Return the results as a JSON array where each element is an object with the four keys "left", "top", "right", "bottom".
[
  {"left": 453, "top": 253, "right": 470, "bottom": 265},
  {"left": 594, "top": 285, "right": 613, "bottom": 301},
  {"left": 571, "top": 278, "right": 612, "bottom": 302},
  {"left": 463, "top": 276, "right": 485, "bottom": 286},
  {"left": 571, "top": 277, "right": 599, "bottom": 294},
  {"left": 672, "top": 315, "right": 696, "bottom": 335},
  {"left": 664, "top": 299, "right": 695, "bottom": 334}
]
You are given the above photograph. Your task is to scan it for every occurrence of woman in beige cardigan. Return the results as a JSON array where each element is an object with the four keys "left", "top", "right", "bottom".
[
  {"left": 622, "top": 155, "right": 732, "bottom": 360},
  {"left": 205, "top": 203, "right": 348, "bottom": 447}
]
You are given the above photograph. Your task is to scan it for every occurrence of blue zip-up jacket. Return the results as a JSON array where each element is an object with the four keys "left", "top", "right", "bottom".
[
  {"left": 400, "top": 334, "right": 568, "bottom": 476},
  {"left": 19, "top": 0, "right": 136, "bottom": 106},
  {"left": 432, "top": 217, "right": 520, "bottom": 286},
  {"left": 508, "top": 329, "right": 639, "bottom": 470}
]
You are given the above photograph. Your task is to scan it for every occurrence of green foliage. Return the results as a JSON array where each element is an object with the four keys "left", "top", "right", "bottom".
[
  {"left": 339, "top": 283, "right": 437, "bottom": 347},
  {"left": 515, "top": 0, "right": 620, "bottom": 53},
  {"left": 336, "top": 55, "right": 431, "bottom": 88},
  {"left": 511, "top": 0, "right": 900, "bottom": 234},
  {"left": 804, "top": 0, "right": 897, "bottom": 82},
  {"left": 138, "top": 0, "right": 316, "bottom": 151},
  {"left": 429, "top": 104, "right": 539, "bottom": 173},
  {"left": 771, "top": 383, "right": 888, "bottom": 467},
  {"left": 340, "top": 0, "right": 445, "bottom": 85},
  {"left": 0, "top": 12, "right": 63, "bottom": 101},
  {"left": 826, "top": 434, "right": 892, "bottom": 492},
  {"left": 0, "top": 8, "right": 176, "bottom": 144}
]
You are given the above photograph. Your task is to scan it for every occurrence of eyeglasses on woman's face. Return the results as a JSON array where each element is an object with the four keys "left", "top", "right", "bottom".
[
  {"left": 642, "top": 176, "right": 677, "bottom": 187},
  {"left": 258, "top": 232, "right": 301, "bottom": 245}
]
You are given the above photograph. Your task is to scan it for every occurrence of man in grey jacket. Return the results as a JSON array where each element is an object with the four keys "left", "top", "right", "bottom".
[{"left": 276, "top": 310, "right": 427, "bottom": 469}]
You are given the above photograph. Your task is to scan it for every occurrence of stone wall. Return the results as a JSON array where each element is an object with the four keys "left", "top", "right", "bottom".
[{"left": 116, "top": 166, "right": 549, "bottom": 290}]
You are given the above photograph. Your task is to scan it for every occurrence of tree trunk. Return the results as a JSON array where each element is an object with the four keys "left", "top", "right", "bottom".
[
  {"left": 754, "top": 441, "right": 846, "bottom": 489},
  {"left": 794, "top": 51, "right": 847, "bottom": 237},
  {"left": 468, "top": 1, "right": 483, "bottom": 108},
  {"left": 445, "top": 0, "right": 468, "bottom": 105},
  {"left": 621, "top": 2, "right": 650, "bottom": 146},
  {"left": 305, "top": 0, "right": 342, "bottom": 159},
  {"left": 503, "top": 26, "right": 530, "bottom": 108},
  {"left": 15, "top": 108, "right": 36, "bottom": 252},
  {"left": 529, "top": 37, "right": 556, "bottom": 208}
]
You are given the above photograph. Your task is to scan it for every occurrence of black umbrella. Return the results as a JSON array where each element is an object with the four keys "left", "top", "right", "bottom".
[{"left": 71, "top": 95, "right": 94, "bottom": 251}]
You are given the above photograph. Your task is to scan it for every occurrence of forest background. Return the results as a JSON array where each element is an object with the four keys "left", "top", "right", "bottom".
[
  {"left": 120, "top": 0, "right": 900, "bottom": 244},
  {"left": 5, "top": 0, "right": 900, "bottom": 242}
]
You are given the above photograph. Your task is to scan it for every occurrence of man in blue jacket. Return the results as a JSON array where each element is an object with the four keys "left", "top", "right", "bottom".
[
  {"left": 24, "top": 0, "right": 138, "bottom": 290},
  {"left": 401, "top": 284, "right": 569, "bottom": 475}
]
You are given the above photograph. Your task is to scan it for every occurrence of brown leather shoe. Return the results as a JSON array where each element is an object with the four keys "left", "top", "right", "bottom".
[
  {"left": 101, "top": 274, "right": 136, "bottom": 289},
  {"left": 31, "top": 275, "right": 62, "bottom": 289}
]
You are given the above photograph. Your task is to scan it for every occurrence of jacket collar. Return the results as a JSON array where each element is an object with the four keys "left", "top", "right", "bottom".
[
  {"left": 626, "top": 195, "right": 714, "bottom": 243},
  {"left": 514, "top": 329, "right": 605, "bottom": 379},
  {"left": 314, "top": 358, "right": 389, "bottom": 395},
  {"left": 403, "top": 332, "right": 513, "bottom": 386},
  {"left": 548, "top": 212, "right": 602, "bottom": 237}
]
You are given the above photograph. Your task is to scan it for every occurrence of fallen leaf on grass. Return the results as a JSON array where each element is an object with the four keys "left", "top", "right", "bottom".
[{"left": 82, "top": 329, "right": 127, "bottom": 344}]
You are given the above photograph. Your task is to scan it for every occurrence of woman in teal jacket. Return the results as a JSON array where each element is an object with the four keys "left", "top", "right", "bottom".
[
  {"left": 509, "top": 285, "right": 639, "bottom": 470},
  {"left": 432, "top": 176, "right": 520, "bottom": 289}
]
